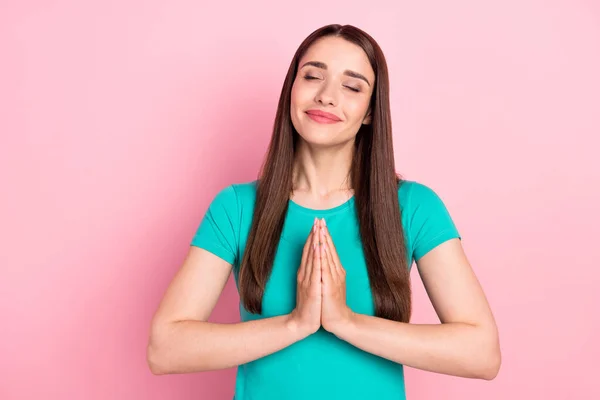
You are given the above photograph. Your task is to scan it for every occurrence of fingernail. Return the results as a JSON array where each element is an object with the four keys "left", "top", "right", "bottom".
[{"left": 321, "top": 218, "right": 326, "bottom": 226}]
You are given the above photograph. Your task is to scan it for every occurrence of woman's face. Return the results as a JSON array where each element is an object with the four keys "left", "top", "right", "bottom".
[{"left": 290, "top": 36, "right": 375, "bottom": 147}]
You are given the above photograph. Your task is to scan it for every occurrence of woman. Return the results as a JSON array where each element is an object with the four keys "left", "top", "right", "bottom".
[{"left": 147, "top": 24, "right": 501, "bottom": 399}]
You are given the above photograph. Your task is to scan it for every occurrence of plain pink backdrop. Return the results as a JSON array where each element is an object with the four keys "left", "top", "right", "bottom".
[{"left": 1, "top": 0, "right": 599, "bottom": 399}]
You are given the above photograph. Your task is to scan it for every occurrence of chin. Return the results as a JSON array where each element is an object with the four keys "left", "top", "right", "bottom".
[
  {"left": 303, "top": 132, "right": 345, "bottom": 148},
  {"left": 295, "top": 130, "right": 326, "bottom": 144}
]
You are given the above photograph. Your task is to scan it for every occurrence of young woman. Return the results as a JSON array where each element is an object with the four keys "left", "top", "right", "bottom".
[{"left": 147, "top": 24, "right": 501, "bottom": 399}]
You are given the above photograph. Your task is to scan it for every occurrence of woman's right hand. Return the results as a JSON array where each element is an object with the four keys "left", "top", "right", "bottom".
[{"left": 288, "top": 217, "right": 322, "bottom": 336}]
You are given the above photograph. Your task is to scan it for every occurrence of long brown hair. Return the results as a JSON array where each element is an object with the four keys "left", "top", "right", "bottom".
[{"left": 238, "top": 24, "right": 411, "bottom": 323}]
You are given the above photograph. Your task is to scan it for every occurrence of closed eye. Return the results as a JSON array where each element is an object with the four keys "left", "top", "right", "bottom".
[{"left": 303, "top": 75, "right": 360, "bottom": 92}]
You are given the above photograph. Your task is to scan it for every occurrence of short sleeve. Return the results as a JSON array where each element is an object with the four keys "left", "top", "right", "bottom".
[
  {"left": 190, "top": 184, "right": 240, "bottom": 265},
  {"left": 407, "top": 182, "right": 461, "bottom": 262}
]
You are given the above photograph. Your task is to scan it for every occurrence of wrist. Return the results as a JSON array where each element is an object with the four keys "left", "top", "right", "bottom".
[
  {"left": 284, "top": 312, "right": 313, "bottom": 340},
  {"left": 329, "top": 309, "right": 357, "bottom": 338}
]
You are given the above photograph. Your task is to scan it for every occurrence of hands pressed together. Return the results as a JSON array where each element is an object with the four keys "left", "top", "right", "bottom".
[{"left": 289, "top": 217, "right": 354, "bottom": 336}]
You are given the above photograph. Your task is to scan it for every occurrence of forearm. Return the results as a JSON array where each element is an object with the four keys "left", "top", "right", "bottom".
[
  {"left": 333, "top": 313, "right": 500, "bottom": 380},
  {"left": 148, "top": 314, "right": 306, "bottom": 374}
]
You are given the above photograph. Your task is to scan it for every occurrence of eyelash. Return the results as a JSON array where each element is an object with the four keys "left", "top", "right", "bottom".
[{"left": 303, "top": 75, "right": 360, "bottom": 93}]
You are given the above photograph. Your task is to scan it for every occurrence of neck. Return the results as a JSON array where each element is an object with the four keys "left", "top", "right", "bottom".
[{"left": 291, "top": 140, "right": 354, "bottom": 197}]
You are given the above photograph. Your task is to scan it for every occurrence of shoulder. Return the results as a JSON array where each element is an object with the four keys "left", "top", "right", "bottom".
[
  {"left": 397, "top": 179, "right": 456, "bottom": 222},
  {"left": 230, "top": 179, "right": 258, "bottom": 201},
  {"left": 398, "top": 179, "right": 461, "bottom": 261},
  {"left": 398, "top": 179, "right": 442, "bottom": 209},
  {"left": 210, "top": 180, "right": 257, "bottom": 206}
]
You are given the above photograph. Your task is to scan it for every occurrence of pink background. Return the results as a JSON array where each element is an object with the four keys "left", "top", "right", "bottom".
[{"left": 2, "top": 0, "right": 599, "bottom": 399}]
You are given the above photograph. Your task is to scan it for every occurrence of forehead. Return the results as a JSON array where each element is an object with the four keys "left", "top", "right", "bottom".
[{"left": 299, "top": 36, "right": 374, "bottom": 81}]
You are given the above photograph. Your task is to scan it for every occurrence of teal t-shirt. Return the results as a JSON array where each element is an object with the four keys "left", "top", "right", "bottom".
[{"left": 191, "top": 179, "right": 461, "bottom": 400}]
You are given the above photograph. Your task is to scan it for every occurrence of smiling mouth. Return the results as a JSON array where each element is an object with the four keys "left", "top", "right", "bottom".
[{"left": 305, "top": 111, "right": 342, "bottom": 124}]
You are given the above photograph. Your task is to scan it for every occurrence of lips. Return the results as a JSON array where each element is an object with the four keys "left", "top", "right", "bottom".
[{"left": 305, "top": 109, "right": 341, "bottom": 122}]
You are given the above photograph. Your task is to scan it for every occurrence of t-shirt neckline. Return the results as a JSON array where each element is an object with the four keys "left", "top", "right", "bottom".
[{"left": 288, "top": 195, "right": 355, "bottom": 215}]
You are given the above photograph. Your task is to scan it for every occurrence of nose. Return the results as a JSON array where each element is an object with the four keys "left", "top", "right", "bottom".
[{"left": 314, "top": 81, "right": 337, "bottom": 107}]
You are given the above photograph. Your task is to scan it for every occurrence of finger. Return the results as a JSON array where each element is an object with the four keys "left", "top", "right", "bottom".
[
  {"left": 321, "top": 220, "right": 344, "bottom": 276},
  {"left": 304, "top": 224, "right": 316, "bottom": 285},
  {"left": 311, "top": 228, "right": 322, "bottom": 286},
  {"left": 303, "top": 225, "right": 317, "bottom": 285},
  {"left": 297, "top": 229, "right": 312, "bottom": 283},
  {"left": 321, "top": 227, "right": 338, "bottom": 281},
  {"left": 321, "top": 222, "right": 337, "bottom": 258},
  {"left": 320, "top": 227, "right": 334, "bottom": 285}
]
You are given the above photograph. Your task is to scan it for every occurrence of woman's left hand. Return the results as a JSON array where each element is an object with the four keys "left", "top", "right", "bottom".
[{"left": 317, "top": 218, "right": 354, "bottom": 334}]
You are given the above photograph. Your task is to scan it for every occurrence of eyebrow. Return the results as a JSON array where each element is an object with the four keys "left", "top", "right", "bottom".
[{"left": 300, "top": 61, "right": 371, "bottom": 87}]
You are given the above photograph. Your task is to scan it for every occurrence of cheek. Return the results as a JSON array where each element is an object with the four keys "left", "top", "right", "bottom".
[
  {"left": 290, "top": 82, "right": 305, "bottom": 130},
  {"left": 290, "top": 86, "right": 301, "bottom": 118},
  {"left": 290, "top": 83, "right": 301, "bottom": 111},
  {"left": 291, "top": 81, "right": 310, "bottom": 105},
  {"left": 290, "top": 83, "right": 315, "bottom": 123},
  {"left": 345, "top": 99, "right": 370, "bottom": 121}
]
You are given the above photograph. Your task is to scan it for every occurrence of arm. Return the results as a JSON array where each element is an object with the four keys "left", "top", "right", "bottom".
[
  {"left": 331, "top": 239, "right": 501, "bottom": 380},
  {"left": 146, "top": 246, "right": 308, "bottom": 375}
]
